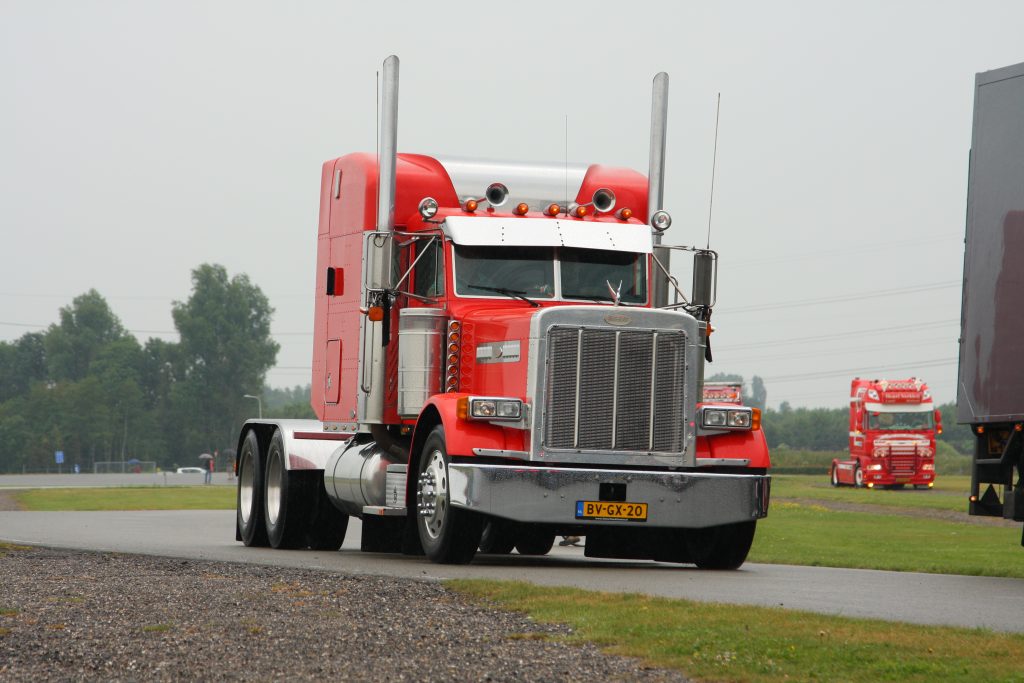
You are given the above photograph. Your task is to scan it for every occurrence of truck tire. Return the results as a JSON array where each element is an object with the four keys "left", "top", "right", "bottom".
[
  {"left": 264, "top": 429, "right": 311, "bottom": 549},
  {"left": 479, "top": 520, "right": 516, "bottom": 554},
  {"left": 416, "top": 426, "right": 483, "bottom": 564},
  {"left": 686, "top": 520, "right": 757, "bottom": 570},
  {"left": 514, "top": 526, "right": 556, "bottom": 556},
  {"left": 304, "top": 483, "right": 349, "bottom": 551},
  {"left": 854, "top": 465, "right": 864, "bottom": 488},
  {"left": 236, "top": 430, "right": 268, "bottom": 547},
  {"left": 830, "top": 466, "right": 840, "bottom": 487}
]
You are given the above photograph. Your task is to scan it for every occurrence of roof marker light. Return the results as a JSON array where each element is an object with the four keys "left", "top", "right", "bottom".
[
  {"left": 616, "top": 207, "right": 633, "bottom": 221},
  {"left": 571, "top": 204, "right": 588, "bottom": 218},
  {"left": 545, "top": 203, "right": 560, "bottom": 217},
  {"left": 514, "top": 202, "right": 529, "bottom": 216},
  {"left": 463, "top": 199, "right": 478, "bottom": 212}
]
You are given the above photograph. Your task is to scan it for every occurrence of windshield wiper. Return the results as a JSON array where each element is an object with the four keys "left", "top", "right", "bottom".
[
  {"left": 467, "top": 283, "right": 540, "bottom": 308},
  {"left": 564, "top": 292, "right": 613, "bottom": 303}
]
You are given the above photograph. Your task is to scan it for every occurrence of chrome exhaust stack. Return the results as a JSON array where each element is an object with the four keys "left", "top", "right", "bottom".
[
  {"left": 648, "top": 72, "right": 672, "bottom": 307},
  {"left": 360, "top": 55, "right": 400, "bottom": 426}
]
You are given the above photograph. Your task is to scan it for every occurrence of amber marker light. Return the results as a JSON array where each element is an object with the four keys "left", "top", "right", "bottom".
[
  {"left": 456, "top": 397, "right": 469, "bottom": 420},
  {"left": 367, "top": 306, "right": 384, "bottom": 321},
  {"left": 751, "top": 408, "right": 762, "bottom": 431},
  {"left": 616, "top": 207, "right": 633, "bottom": 221},
  {"left": 545, "top": 203, "right": 560, "bottom": 217},
  {"left": 514, "top": 202, "right": 529, "bottom": 216},
  {"left": 464, "top": 199, "right": 478, "bottom": 212},
  {"left": 572, "top": 205, "right": 588, "bottom": 218}
]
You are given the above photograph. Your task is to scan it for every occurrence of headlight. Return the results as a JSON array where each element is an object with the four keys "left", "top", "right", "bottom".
[
  {"left": 922, "top": 463, "right": 935, "bottom": 471},
  {"left": 700, "top": 407, "right": 753, "bottom": 430},
  {"left": 650, "top": 210, "right": 672, "bottom": 231},
  {"left": 468, "top": 397, "right": 522, "bottom": 421},
  {"left": 702, "top": 408, "right": 727, "bottom": 427},
  {"left": 868, "top": 464, "right": 883, "bottom": 471},
  {"left": 418, "top": 196, "right": 439, "bottom": 219}
]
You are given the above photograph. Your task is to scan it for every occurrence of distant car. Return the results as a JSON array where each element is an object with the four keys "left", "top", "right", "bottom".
[{"left": 176, "top": 467, "right": 206, "bottom": 474}]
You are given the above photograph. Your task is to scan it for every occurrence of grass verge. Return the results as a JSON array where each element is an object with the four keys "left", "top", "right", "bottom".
[
  {"left": 449, "top": 580, "right": 1024, "bottom": 683},
  {"left": 10, "top": 486, "right": 236, "bottom": 511},
  {"left": 750, "top": 502, "right": 1024, "bottom": 578},
  {"left": 772, "top": 474, "right": 971, "bottom": 513}
]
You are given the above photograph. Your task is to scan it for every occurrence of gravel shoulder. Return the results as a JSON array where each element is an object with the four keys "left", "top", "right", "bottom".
[
  {"left": 0, "top": 490, "right": 24, "bottom": 511},
  {"left": 0, "top": 544, "right": 687, "bottom": 682}
]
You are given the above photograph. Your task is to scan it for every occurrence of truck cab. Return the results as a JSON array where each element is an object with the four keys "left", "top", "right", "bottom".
[{"left": 832, "top": 377, "right": 939, "bottom": 489}]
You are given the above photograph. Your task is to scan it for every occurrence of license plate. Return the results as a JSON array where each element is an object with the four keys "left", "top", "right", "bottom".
[{"left": 575, "top": 500, "right": 648, "bottom": 522}]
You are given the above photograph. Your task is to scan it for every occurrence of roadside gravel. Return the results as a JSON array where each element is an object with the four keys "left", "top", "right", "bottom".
[{"left": 0, "top": 545, "right": 688, "bottom": 682}]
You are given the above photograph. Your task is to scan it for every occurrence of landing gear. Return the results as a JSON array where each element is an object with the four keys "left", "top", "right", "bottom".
[{"left": 416, "top": 427, "right": 483, "bottom": 564}]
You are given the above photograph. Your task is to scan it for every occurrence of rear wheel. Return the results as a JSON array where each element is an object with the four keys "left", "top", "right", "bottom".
[
  {"left": 479, "top": 520, "right": 516, "bottom": 554},
  {"left": 515, "top": 526, "right": 556, "bottom": 556},
  {"left": 416, "top": 427, "right": 483, "bottom": 564},
  {"left": 686, "top": 521, "right": 757, "bottom": 570},
  {"left": 304, "top": 481, "right": 349, "bottom": 551},
  {"left": 236, "top": 430, "right": 268, "bottom": 547},
  {"left": 264, "top": 429, "right": 311, "bottom": 549}
]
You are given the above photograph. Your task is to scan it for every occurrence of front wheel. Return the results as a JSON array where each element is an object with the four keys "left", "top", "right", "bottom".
[
  {"left": 686, "top": 521, "right": 757, "bottom": 570},
  {"left": 479, "top": 520, "right": 516, "bottom": 555},
  {"left": 854, "top": 465, "right": 865, "bottom": 488},
  {"left": 416, "top": 427, "right": 483, "bottom": 564},
  {"left": 514, "top": 526, "right": 556, "bottom": 556},
  {"left": 830, "top": 466, "right": 840, "bottom": 487},
  {"left": 236, "top": 430, "right": 268, "bottom": 547}
]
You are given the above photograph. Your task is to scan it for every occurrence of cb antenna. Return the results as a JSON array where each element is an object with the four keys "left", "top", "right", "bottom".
[{"left": 706, "top": 92, "right": 721, "bottom": 249}]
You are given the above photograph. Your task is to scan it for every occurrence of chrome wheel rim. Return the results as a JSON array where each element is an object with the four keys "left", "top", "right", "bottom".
[
  {"left": 854, "top": 468, "right": 863, "bottom": 486},
  {"left": 239, "top": 449, "right": 255, "bottom": 524},
  {"left": 266, "top": 446, "right": 283, "bottom": 526},
  {"left": 418, "top": 449, "right": 448, "bottom": 541}
]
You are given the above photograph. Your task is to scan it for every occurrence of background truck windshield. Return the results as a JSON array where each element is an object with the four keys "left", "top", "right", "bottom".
[
  {"left": 453, "top": 245, "right": 646, "bottom": 303},
  {"left": 867, "top": 412, "right": 934, "bottom": 430}
]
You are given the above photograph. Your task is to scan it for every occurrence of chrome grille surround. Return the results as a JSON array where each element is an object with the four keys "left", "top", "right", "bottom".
[{"left": 527, "top": 306, "right": 699, "bottom": 467}]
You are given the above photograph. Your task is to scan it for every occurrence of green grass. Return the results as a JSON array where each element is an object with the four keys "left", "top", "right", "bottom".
[
  {"left": 770, "top": 444, "right": 972, "bottom": 476},
  {"left": 10, "top": 486, "right": 236, "bottom": 511},
  {"left": 449, "top": 580, "right": 1024, "bottom": 683},
  {"left": 772, "top": 474, "right": 971, "bottom": 513},
  {"left": 750, "top": 502, "right": 1024, "bottom": 578}
]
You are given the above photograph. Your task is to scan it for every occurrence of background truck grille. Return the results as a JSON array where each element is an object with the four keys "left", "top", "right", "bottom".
[
  {"left": 544, "top": 326, "right": 687, "bottom": 453},
  {"left": 889, "top": 454, "right": 917, "bottom": 477}
]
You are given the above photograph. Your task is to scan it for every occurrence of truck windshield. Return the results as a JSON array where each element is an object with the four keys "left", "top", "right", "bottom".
[
  {"left": 453, "top": 246, "right": 556, "bottom": 299},
  {"left": 867, "top": 412, "right": 934, "bottom": 430},
  {"left": 452, "top": 245, "right": 646, "bottom": 303},
  {"left": 561, "top": 247, "right": 646, "bottom": 303}
]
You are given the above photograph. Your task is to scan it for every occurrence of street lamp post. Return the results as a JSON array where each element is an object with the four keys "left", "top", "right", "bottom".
[{"left": 243, "top": 394, "right": 262, "bottom": 419}]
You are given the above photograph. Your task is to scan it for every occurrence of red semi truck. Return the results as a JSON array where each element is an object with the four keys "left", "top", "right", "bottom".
[
  {"left": 958, "top": 61, "right": 1024, "bottom": 544},
  {"left": 233, "top": 56, "right": 770, "bottom": 568},
  {"left": 702, "top": 381, "right": 744, "bottom": 405},
  {"left": 831, "top": 377, "right": 939, "bottom": 489}
]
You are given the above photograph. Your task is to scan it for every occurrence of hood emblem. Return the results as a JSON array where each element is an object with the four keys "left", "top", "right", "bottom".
[{"left": 604, "top": 313, "right": 632, "bottom": 326}]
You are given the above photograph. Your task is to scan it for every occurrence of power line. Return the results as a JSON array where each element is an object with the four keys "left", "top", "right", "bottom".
[
  {"left": 717, "top": 281, "right": 960, "bottom": 315},
  {"left": 715, "top": 319, "right": 958, "bottom": 351},
  {"left": 721, "top": 337, "right": 954, "bottom": 364},
  {"left": 761, "top": 357, "right": 957, "bottom": 384},
  {"left": 728, "top": 233, "right": 962, "bottom": 268}
]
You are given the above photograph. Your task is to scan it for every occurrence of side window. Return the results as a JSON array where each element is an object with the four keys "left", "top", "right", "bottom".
[{"left": 412, "top": 239, "right": 444, "bottom": 298}]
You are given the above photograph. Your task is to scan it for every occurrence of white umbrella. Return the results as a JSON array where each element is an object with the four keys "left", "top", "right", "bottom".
[{"left": 198, "top": 453, "right": 214, "bottom": 460}]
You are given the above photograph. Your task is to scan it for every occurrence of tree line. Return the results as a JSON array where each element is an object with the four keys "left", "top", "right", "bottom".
[{"left": 0, "top": 264, "right": 286, "bottom": 473}]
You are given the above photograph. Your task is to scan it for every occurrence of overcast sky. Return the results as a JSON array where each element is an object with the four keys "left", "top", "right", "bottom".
[{"left": 3, "top": 1, "right": 1023, "bottom": 410}]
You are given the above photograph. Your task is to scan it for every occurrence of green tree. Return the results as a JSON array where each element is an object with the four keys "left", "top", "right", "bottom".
[
  {"left": 44, "top": 290, "right": 129, "bottom": 381},
  {"left": 0, "top": 332, "right": 47, "bottom": 403},
  {"left": 170, "top": 264, "right": 279, "bottom": 459}
]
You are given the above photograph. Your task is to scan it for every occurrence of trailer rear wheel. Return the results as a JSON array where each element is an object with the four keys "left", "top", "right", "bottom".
[
  {"left": 686, "top": 521, "right": 757, "bottom": 570},
  {"left": 264, "top": 429, "right": 311, "bottom": 549},
  {"left": 236, "top": 430, "right": 268, "bottom": 547},
  {"left": 416, "top": 427, "right": 483, "bottom": 564}
]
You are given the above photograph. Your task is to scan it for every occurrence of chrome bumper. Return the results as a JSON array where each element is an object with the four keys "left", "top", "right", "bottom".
[{"left": 447, "top": 464, "right": 770, "bottom": 528}]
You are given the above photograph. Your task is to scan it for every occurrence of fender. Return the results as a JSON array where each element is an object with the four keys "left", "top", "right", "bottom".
[
  {"left": 416, "top": 393, "right": 523, "bottom": 457},
  {"left": 696, "top": 429, "right": 771, "bottom": 468}
]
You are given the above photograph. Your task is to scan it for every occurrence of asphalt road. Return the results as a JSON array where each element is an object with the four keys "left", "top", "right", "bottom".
[{"left": 2, "top": 501, "right": 1022, "bottom": 634}]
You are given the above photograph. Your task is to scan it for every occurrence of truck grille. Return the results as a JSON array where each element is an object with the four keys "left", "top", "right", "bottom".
[
  {"left": 544, "top": 326, "right": 687, "bottom": 453},
  {"left": 889, "top": 454, "right": 917, "bottom": 477}
]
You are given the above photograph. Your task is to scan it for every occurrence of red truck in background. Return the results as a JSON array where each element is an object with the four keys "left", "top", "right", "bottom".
[
  {"left": 831, "top": 377, "right": 940, "bottom": 489},
  {"left": 702, "top": 381, "right": 743, "bottom": 405},
  {"left": 232, "top": 56, "right": 770, "bottom": 569}
]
